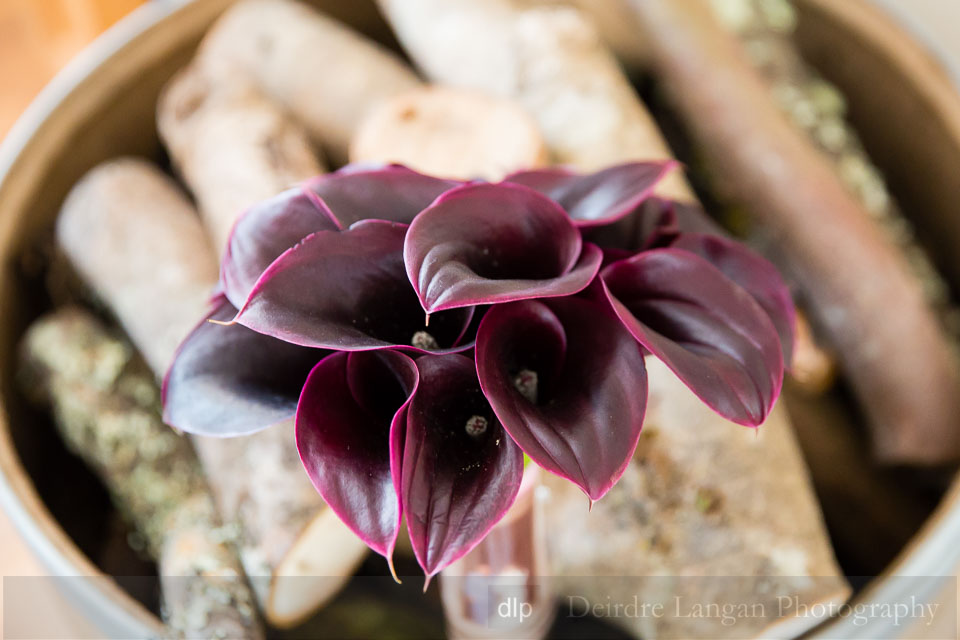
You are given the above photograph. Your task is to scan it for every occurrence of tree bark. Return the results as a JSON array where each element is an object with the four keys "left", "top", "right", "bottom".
[
  {"left": 20, "top": 308, "right": 262, "bottom": 640},
  {"left": 195, "top": 0, "right": 422, "bottom": 164},
  {"left": 626, "top": 0, "right": 960, "bottom": 464},
  {"left": 56, "top": 159, "right": 368, "bottom": 628}
]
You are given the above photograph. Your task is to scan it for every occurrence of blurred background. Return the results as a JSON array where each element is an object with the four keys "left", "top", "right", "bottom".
[{"left": 4, "top": 1, "right": 960, "bottom": 137}]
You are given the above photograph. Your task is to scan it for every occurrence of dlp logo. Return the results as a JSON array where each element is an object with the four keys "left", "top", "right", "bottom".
[{"left": 498, "top": 596, "right": 534, "bottom": 622}]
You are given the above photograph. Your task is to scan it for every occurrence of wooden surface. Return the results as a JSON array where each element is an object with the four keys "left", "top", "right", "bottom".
[{"left": 0, "top": 0, "right": 144, "bottom": 136}]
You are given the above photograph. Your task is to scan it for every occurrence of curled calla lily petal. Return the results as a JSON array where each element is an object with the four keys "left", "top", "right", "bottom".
[
  {"left": 296, "top": 350, "right": 418, "bottom": 563},
  {"left": 306, "top": 164, "right": 461, "bottom": 227},
  {"left": 234, "top": 220, "right": 473, "bottom": 352},
  {"left": 162, "top": 297, "right": 324, "bottom": 436},
  {"left": 405, "top": 183, "right": 602, "bottom": 313},
  {"left": 504, "top": 161, "right": 677, "bottom": 227},
  {"left": 401, "top": 354, "right": 524, "bottom": 576},
  {"left": 670, "top": 233, "right": 796, "bottom": 363},
  {"left": 601, "top": 249, "right": 784, "bottom": 426},
  {"left": 220, "top": 187, "right": 341, "bottom": 309},
  {"left": 476, "top": 295, "right": 647, "bottom": 501}
]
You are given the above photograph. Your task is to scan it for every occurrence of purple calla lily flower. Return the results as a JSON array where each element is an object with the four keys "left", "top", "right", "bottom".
[
  {"left": 233, "top": 220, "right": 474, "bottom": 352},
  {"left": 219, "top": 187, "right": 342, "bottom": 309},
  {"left": 401, "top": 353, "right": 524, "bottom": 577},
  {"left": 504, "top": 160, "right": 678, "bottom": 227},
  {"left": 404, "top": 182, "right": 603, "bottom": 314},
  {"left": 668, "top": 233, "right": 796, "bottom": 363},
  {"left": 601, "top": 249, "right": 784, "bottom": 425},
  {"left": 221, "top": 164, "right": 460, "bottom": 309},
  {"left": 586, "top": 198, "right": 795, "bottom": 362},
  {"left": 163, "top": 162, "right": 794, "bottom": 578},
  {"left": 297, "top": 350, "right": 418, "bottom": 575},
  {"left": 476, "top": 292, "right": 647, "bottom": 501},
  {"left": 162, "top": 296, "right": 324, "bottom": 436}
]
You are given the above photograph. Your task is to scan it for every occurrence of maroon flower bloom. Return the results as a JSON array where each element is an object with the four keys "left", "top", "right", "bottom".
[
  {"left": 601, "top": 250, "right": 783, "bottom": 425},
  {"left": 162, "top": 296, "right": 323, "bottom": 437},
  {"left": 163, "top": 162, "right": 794, "bottom": 577},
  {"left": 233, "top": 220, "right": 473, "bottom": 352},
  {"left": 296, "top": 350, "right": 417, "bottom": 572},
  {"left": 404, "top": 182, "right": 603, "bottom": 314},
  {"left": 475, "top": 290, "right": 647, "bottom": 501},
  {"left": 220, "top": 164, "right": 459, "bottom": 308},
  {"left": 504, "top": 160, "right": 679, "bottom": 227}
]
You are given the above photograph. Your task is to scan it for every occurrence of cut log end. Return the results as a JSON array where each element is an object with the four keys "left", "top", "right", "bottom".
[
  {"left": 350, "top": 86, "right": 550, "bottom": 181},
  {"left": 266, "top": 507, "right": 370, "bottom": 628}
]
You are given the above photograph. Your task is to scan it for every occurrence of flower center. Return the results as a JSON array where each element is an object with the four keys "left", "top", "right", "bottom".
[
  {"left": 513, "top": 369, "right": 538, "bottom": 404},
  {"left": 464, "top": 415, "right": 488, "bottom": 437},
  {"left": 411, "top": 330, "right": 439, "bottom": 350}
]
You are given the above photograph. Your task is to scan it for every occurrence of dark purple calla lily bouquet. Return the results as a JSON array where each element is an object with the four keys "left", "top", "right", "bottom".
[{"left": 162, "top": 162, "right": 795, "bottom": 579}]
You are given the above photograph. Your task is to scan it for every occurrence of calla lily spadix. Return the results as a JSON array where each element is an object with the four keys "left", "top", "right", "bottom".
[{"left": 163, "top": 161, "right": 794, "bottom": 578}]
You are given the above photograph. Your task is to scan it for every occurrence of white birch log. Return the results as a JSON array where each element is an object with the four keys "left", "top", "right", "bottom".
[
  {"left": 56, "top": 159, "right": 368, "bottom": 628},
  {"left": 158, "top": 63, "right": 324, "bottom": 254},
  {"left": 195, "top": 0, "right": 422, "bottom": 164}
]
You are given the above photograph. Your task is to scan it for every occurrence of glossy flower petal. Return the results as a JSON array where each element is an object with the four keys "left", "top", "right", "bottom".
[
  {"left": 401, "top": 354, "right": 524, "bottom": 576},
  {"left": 670, "top": 233, "right": 796, "bottom": 363},
  {"left": 504, "top": 161, "right": 676, "bottom": 227},
  {"left": 476, "top": 295, "right": 647, "bottom": 501},
  {"left": 162, "top": 297, "right": 323, "bottom": 436},
  {"left": 234, "top": 220, "right": 472, "bottom": 352},
  {"left": 296, "top": 350, "right": 418, "bottom": 561},
  {"left": 601, "top": 249, "right": 784, "bottom": 426},
  {"left": 220, "top": 187, "right": 340, "bottom": 308},
  {"left": 306, "top": 164, "right": 460, "bottom": 227},
  {"left": 405, "top": 183, "right": 602, "bottom": 313}
]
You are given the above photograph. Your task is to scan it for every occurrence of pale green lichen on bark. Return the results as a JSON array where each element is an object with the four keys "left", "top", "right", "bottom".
[
  {"left": 19, "top": 308, "right": 261, "bottom": 639},
  {"left": 19, "top": 309, "right": 203, "bottom": 556}
]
